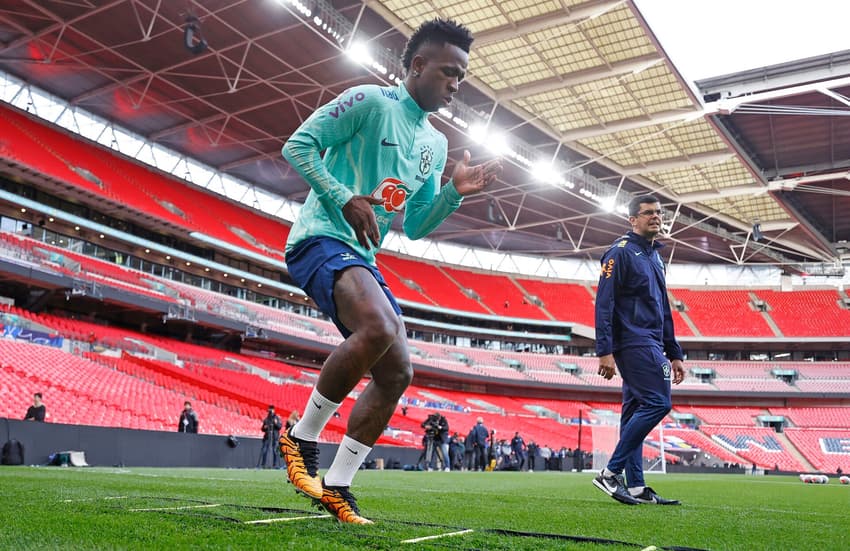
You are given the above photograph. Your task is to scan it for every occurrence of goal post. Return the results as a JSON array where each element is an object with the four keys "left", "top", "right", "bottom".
[{"left": 590, "top": 410, "right": 667, "bottom": 475}]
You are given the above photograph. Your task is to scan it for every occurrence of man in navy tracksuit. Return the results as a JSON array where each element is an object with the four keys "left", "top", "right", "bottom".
[{"left": 593, "top": 194, "right": 684, "bottom": 505}]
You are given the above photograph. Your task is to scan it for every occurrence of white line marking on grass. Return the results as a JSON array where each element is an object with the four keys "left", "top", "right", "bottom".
[
  {"left": 131, "top": 473, "right": 247, "bottom": 482},
  {"left": 244, "top": 514, "right": 332, "bottom": 524},
  {"left": 62, "top": 496, "right": 128, "bottom": 502},
  {"left": 130, "top": 504, "right": 222, "bottom": 512},
  {"left": 401, "top": 529, "right": 474, "bottom": 544},
  {"left": 694, "top": 503, "right": 847, "bottom": 518}
]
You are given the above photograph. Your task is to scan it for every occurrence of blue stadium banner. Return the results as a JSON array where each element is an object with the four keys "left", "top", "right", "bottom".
[{"left": 1, "top": 325, "right": 64, "bottom": 347}]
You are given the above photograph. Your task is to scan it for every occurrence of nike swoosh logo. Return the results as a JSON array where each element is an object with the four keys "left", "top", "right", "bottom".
[
  {"left": 345, "top": 446, "right": 359, "bottom": 455},
  {"left": 380, "top": 138, "right": 399, "bottom": 147},
  {"left": 635, "top": 252, "right": 642, "bottom": 256},
  {"left": 312, "top": 399, "right": 322, "bottom": 410}
]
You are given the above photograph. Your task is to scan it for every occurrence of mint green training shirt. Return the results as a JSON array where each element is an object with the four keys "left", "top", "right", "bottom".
[{"left": 282, "top": 82, "right": 463, "bottom": 265}]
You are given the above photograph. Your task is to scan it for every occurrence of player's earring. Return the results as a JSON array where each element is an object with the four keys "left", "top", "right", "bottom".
[{"left": 413, "top": 71, "right": 420, "bottom": 77}]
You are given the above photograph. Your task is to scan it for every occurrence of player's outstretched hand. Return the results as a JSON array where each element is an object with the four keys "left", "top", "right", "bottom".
[
  {"left": 451, "top": 150, "right": 502, "bottom": 196},
  {"left": 343, "top": 195, "right": 383, "bottom": 250}
]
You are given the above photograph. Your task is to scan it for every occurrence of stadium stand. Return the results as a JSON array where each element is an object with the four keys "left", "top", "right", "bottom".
[
  {"left": 701, "top": 361, "right": 772, "bottom": 378},
  {"left": 374, "top": 254, "right": 436, "bottom": 305},
  {"left": 3, "top": 305, "right": 156, "bottom": 352},
  {"left": 755, "top": 290, "right": 850, "bottom": 337},
  {"left": 793, "top": 380, "right": 850, "bottom": 393},
  {"left": 711, "top": 378, "right": 797, "bottom": 392},
  {"left": 0, "top": 233, "right": 179, "bottom": 303},
  {"left": 670, "top": 289, "right": 774, "bottom": 337},
  {"left": 3, "top": 102, "right": 850, "bottom": 470},
  {"left": 793, "top": 361, "right": 850, "bottom": 379},
  {"left": 377, "top": 255, "right": 489, "bottom": 313},
  {"left": 3, "top": 239, "right": 850, "bottom": 399},
  {"left": 441, "top": 267, "right": 549, "bottom": 319},
  {"left": 0, "top": 336, "right": 421, "bottom": 445},
  {"left": 3, "top": 292, "right": 850, "bottom": 465},
  {"left": 0, "top": 340, "right": 259, "bottom": 435},
  {"left": 525, "top": 370, "right": 588, "bottom": 385},
  {"left": 769, "top": 407, "right": 850, "bottom": 428},
  {"left": 514, "top": 399, "right": 592, "bottom": 420},
  {"left": 783, "top": 429, "right": 850, "bottom": 473},
  {"left": 669, "top": 309, "right": 695, "bottom": 337},
  {"left": 673, "top": 406, "right": 765, "bottom": 426},
  {"left": 671, "top": 376, "right": 715, "bottom": 391},
  {"left": 0, "top": 103, "right": 289, "bottom": 261},
  {"left": 0, "top": 106, "right": 116, "bottom": 197},
  {"left": 514, "top": 278, "right": 596, "bottom": 326},
  {"left": 663, "top": 428, "right": 749, "bottom": 466},
  {"left": 700, "top": 426, "right": 807, "bottom": 471}
]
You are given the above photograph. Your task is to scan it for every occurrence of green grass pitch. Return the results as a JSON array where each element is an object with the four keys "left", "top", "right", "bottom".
[{"left": 1, "top": 467, "right": 846, "bottom": 550}]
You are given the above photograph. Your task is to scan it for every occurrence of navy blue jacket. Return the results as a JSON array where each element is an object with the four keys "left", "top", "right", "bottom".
[
  {"left": 467, "top": 422, "right": 489, "bottom": 448},
  {"left": 595, "top": 231, "right": 683, "bottom": 360}
]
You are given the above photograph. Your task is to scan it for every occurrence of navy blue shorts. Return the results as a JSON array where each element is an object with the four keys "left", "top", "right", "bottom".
[{"left": 285, "top": 236, "right": 402, "bottom": 337}]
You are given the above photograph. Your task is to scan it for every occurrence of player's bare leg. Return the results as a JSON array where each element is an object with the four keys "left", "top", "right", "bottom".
[{"left": 282, "top": 266, "right": 406, "bottom": 506}]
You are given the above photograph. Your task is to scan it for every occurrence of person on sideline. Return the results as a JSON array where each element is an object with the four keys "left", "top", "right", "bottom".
[
  {"left": 177, "top": 401, "right": 199, "bottom": 434},
  {"left": 467, "top": 417, "right": 489, "bottom": 471},
  {"left": 278, "top": 18, "right": 501, "bottom": 524},
  {"left": 592, "top": 194, "right": 684, "bottom": 505},
  {"left": 23, "top": 393, "right": 46, "bottom": 422},
  {"left": 258, "top": 405, "right": 283, "bottom": 469},
  {"left": 285, "top": 409, "right": 300, "bottom": 432}
]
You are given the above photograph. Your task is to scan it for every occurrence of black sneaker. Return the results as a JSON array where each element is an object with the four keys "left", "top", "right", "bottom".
[
  {"left": 631, "top": 486, "right": 680, "bottom": 505},
  {"left": 592, "top": 471, "right": 640, "bottom": 505}
]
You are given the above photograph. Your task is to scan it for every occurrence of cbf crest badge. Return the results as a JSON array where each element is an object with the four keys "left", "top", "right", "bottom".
[
  {"left": 419, "top": 145, "right": 433, "bottom": 175},
  {"left": 662, "top": 361, "right": 672, "bottom": 380}
]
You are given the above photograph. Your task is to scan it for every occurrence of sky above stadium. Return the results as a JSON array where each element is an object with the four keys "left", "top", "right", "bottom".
[{"left": 634, "top": 0, "right": 850, "bottom": 83}]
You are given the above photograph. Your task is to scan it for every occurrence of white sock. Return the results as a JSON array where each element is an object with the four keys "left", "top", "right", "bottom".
[
  {"left": 290, "top": 389, "right": 340, "bottom": 442},
  {"left": 324, "top": 435, "right": 371, "bottom": 488},
  {"left": 629, "top": 486, "right": 645, "bottom": 496},
  {"left": 603, "top": 468, "right": 617, "bottom": 477}
]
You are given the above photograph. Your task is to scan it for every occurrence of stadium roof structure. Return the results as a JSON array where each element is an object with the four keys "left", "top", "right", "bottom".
[
  {"left": 697, "top": 51, "right": 850, "bottom": 276},
  {"left": 0, "top": 0, "right": 847, "bottom": 274}
]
